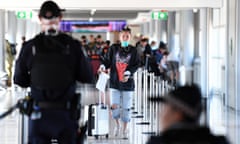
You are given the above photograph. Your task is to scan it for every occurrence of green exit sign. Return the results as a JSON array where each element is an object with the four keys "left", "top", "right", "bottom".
[
  {"left": 152, "top": 11, "right": 168, "bottom": 20},
  {"left": 16, "top": 11, "right": 32, "bottom": 19}
]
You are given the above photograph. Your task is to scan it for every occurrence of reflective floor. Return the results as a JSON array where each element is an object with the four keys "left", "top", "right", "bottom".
[{"left": 0, "top": 85, "right": 238, "bottom": 144}]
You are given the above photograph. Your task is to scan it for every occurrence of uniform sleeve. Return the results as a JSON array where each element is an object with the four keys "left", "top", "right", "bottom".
[
  {"left": 75, "top": 41, "right": 94, "bottom": 83},
  {"left": 13, "top": 43, "right": 32, "bottom": 87}
]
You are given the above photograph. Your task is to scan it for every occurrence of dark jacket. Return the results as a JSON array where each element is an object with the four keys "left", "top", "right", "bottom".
[
  {"left": 146, "top": 123, "right": 230, "bottom": 144},
  {"left": 102, "top": 44, "right": 140, "bottom": 91},
  {"left": 14, "top": 33, "right": 93, "bottom": 101}
]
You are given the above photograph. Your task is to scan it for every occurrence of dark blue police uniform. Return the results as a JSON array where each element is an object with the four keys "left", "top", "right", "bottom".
[{"left": 14, "top": 32, "right": 93, "bottom": 144}]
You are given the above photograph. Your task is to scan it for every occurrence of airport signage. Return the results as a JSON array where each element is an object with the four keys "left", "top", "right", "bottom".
[
  {"left": 16, "top": 11, "right": 32, "bottom": 19},
  {"left": 152, "top": 11, "right": 168, "bottom": 20}
]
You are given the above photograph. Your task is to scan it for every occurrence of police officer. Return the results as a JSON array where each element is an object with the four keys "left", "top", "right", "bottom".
[{"left": 14, "top": 1, "right": 93, "bottom": 143}]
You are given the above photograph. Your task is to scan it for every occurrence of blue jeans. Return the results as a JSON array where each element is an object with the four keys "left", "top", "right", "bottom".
[{"left": 110, "top": 88, "right": 133, "bottom": 123}]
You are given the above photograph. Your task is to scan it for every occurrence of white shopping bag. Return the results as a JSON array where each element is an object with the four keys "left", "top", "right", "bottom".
[{"left": 96, "top": 72, "right": 109, "bottom": 92}]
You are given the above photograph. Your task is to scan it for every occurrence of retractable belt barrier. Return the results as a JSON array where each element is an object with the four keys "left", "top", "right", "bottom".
[{"left": 132, "top": 68, "right": 174, "bottom": 136}]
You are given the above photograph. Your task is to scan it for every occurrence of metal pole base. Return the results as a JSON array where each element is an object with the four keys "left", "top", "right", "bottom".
[
  {"left": 132, "top": 115, "right": 144, "bottom": 118},
  {"left": 136, "top": 122, "right": 150, "bottom": 125},
  {"left": 142, "top": 132, "right": 156, "bottom": 135}
]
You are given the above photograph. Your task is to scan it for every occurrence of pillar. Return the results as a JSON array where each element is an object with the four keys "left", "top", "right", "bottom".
[
  {"left": 0, "top": 10, "right": 5, "bottom": 71},
  {"left": 158, "top": 19, "right": 167, "bottom": 43},
  {"left": 179, "top": 10, "right": 194, "bottom": 85},
  {"left": 7, "top": 11, "right": 17, "bottom": 44},
  {"left": 167, "top": 12, "right": 175, "bottom": 51}
]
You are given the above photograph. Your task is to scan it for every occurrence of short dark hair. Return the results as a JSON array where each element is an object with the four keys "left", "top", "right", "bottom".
[
  {"left": 163, "top": 51, "right": 169, "bottom": 56},
  {"left": 141, "top": 38, "right": 149, "bottom": 43},
  {"left": 105, "top": 40, "right": 111, "bottom": 46},
  {"left": 81, "top": 35, "right": 86, "bottom": 40},
  {"left": 159, "top": 41, "right": 167, "bottom": 49},
  {"left": 121, "top": 26, "right": 131, "bottom": 34}
]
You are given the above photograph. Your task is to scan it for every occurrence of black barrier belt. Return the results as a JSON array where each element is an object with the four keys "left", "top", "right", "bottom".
[
  {"left": 0, "top": 103, "right": 18, "bottom": 119},
  {"left": 0, "top": 98, "right": 30, "bottom": 120}
]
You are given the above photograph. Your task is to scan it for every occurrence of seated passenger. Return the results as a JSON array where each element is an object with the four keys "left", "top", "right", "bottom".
[{"left": 147, "top": 84, "right": 230, "bottom": 144}]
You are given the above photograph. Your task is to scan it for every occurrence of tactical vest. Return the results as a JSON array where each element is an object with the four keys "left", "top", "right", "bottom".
[{"left": 30, "top": 34, "right": 75, "bottom": 90}]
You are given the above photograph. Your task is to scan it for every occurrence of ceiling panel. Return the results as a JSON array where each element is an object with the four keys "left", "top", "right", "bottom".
[
  {"left": 62, "top": 10, "right": 149, "bottom": 20},
  {"left": 2, "top": 0, "right": 222, "bottom": 21},
  {"left": 1, "top": 0, "right": 223, "bottom": 9}
]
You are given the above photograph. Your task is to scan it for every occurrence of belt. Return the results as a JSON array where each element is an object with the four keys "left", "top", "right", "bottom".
[{"left": 37, "top": 101, "right": 71, "bottom": 110}]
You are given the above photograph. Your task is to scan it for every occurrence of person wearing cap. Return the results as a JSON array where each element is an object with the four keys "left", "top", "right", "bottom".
[
  {"left": 147, "top": 84, "right": 230, "bottom": 144},
  {"left": 98, "top": 26, "right": 140, "bottom": 139},
  {"left": 14, "top": 1, "right": 93, "bottom": 143}
]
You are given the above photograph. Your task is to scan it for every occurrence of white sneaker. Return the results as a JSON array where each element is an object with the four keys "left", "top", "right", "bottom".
[
  {"left": 122, "top": 130, "right": 128, "bottom": 139},
  {"left": 114, "top": 125, "right": 121, "bottom": 137}
]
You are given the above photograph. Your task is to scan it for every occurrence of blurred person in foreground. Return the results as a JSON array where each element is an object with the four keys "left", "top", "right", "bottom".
[
  {"left": 147, "top": 84, "right": 230, "bottom": 144},
  {"left": 14, "top": 1, "right": 93, "bottom": 143}
]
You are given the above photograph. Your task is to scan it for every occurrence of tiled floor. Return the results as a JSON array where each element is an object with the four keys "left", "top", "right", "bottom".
[{"left": 0, "top": 85, "right": 237, "bottom": 144}]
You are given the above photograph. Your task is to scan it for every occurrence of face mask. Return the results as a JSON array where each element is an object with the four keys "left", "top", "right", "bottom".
[
  {"left": 42, "top": 18, "right": 60, "bottom": 36},
  {"left": 121, "top": 41, "right": 129, "bottom": 47},
  {"left": 151, "top": 45, "right": 158, "bottom": 50},
  {"left": 44, "top": 24, "right": 59, "bottom": 36}
]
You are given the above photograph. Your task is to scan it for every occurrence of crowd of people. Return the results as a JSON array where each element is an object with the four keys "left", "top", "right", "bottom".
[
  {"left": 79, "top": 33, "right": 179, "bottom": 86},
  {"left": 136, "top": 37, "right": 179, "bottom": 86}
]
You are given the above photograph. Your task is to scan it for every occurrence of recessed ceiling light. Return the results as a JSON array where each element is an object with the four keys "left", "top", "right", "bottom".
[
  {"left": 89, "top": 17, "right": 93, "bottom": 22},
  {"left": 90, "top": 9, "right": 96, "bottom": 15}
]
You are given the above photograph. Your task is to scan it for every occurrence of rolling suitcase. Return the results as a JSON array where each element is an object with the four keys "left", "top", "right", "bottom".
[
  {"left": 88, "top": 73, "right": 109, "bottom": 139},
  {"left": 87, "top": 104, "right": 109, "bottom": 139},
  {"left": 87, "top": 91, "right": 109, "bottom": 139},
  {"left": 87, "top": 72, "right": 109, "bottom": 139}
]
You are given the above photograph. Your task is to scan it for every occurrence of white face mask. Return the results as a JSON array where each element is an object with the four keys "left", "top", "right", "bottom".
[
  {"left": 41, "top": 18, "right": 60, "bottom": 36},
  {"left": 151, "top": 45, "right": 158, "bottom": 50}
]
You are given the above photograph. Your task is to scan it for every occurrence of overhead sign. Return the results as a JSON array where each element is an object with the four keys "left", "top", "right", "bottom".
[
  {"left": 16, "top": 11, "right": 32, "bottom": 19},
  {"left": 152, "top": 11, "right": 168, "bottom": 20}
]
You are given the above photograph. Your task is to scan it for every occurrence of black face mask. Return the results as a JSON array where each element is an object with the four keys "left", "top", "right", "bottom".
[{"left": 44, "top": 29, "right": 58, "bottom": 36}]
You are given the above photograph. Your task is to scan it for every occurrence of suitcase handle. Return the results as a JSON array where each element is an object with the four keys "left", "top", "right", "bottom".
[{"left": 99, "top": 91, "right": 106, "bottom": 106}]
